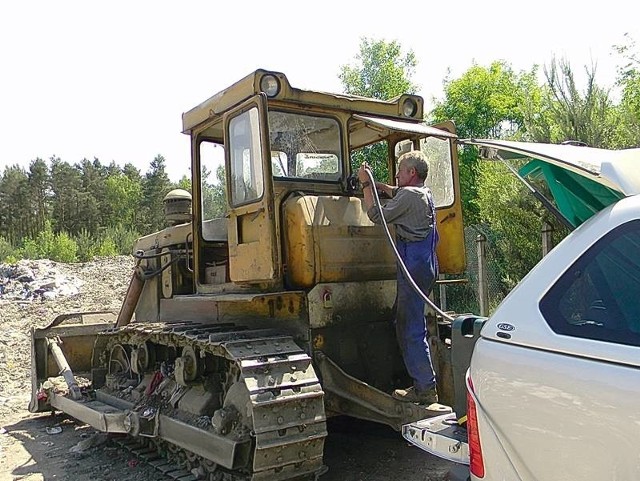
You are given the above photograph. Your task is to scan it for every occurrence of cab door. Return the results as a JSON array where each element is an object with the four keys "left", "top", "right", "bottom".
[
  {"left": 428, "top": 120, "right": 465, "bottom": 274},
  {"left": 223, "top": 94, "right": 280, "bottom": 284}
]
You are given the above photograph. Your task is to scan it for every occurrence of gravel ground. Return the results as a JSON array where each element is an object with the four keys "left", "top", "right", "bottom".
[{"left": 0, "top": 256, "right": 457, "bottom": 481}]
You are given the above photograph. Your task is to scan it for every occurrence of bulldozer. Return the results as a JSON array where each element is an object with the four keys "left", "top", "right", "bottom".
[{"left": 29, "top": 69, "right": 466, "bottom": 480}]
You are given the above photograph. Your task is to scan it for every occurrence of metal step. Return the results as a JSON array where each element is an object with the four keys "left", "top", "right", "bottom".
[{"left": 402, "top": 412, "right": 469, "bottom": 465}]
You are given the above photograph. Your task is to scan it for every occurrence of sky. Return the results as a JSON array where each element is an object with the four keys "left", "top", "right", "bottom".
[{"left": 1, "top": 1, "right": 638, "bottom": 182}]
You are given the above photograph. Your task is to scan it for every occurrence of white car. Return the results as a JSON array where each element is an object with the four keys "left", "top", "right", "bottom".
[{"left": 404, "top": 140, "right": 640, "bottom": 481}]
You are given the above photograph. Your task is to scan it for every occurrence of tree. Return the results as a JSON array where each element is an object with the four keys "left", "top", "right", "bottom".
[
  {"left": 613, "top": 33, "right": 640, "bottom": 147},
  {"left": 202, "top": 164, "right": 227, "bottom": 220},
  {"left": 527, "top": 58, "right": 616, "bottom": 147},
  {"left": 27, "top": 158, "right": 50, "bottom": 238},
  {"left": 50, "top": 157, "right": 83, "bottom": 235},
  {"left": 339, "top": 37, "right": 417, "bottom": 99},
  {"left": 77, "top": 158, "right": 107, "bottom": 235},
  {"left": 141, "top": 155, "right": 174, "bottom": 233},
  {"left": 339, "top": 37, "right": 419, "bottom": 182},
  {"left": 104, "top": 172, "right": 142, "bottom": 230},
  {"left": 431, "top": 61, "right": 540, "bottom": 224},
  {"left": 0, "top": 165, "right": 30, "bottom": 244}
]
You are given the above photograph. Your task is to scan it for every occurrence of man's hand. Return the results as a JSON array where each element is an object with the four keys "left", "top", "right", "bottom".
[{"left": 358, "top": 162, "right": 372, "bottom": 184}]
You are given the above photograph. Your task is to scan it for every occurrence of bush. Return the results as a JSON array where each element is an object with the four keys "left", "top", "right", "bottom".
[
  {"left": 75, "top": 229, "right": 98, "bottom": 262},
  {"left": 104, "top": 225, "right": 139, "bottom": 255},
  {"left": 0, "top": 236, "right": 15, "bottom": 262},
  {"left": 96, "top": 237, "right": 118, "bottom": 257},
  {"left": 49, "top": 232, "right": 78, "bottom": 262},
  {"left": 16, "top": 223, "right": 78, "bottom": 263},
  {"left": 18, "top": 238, "right": 41, "bottom": 260}
]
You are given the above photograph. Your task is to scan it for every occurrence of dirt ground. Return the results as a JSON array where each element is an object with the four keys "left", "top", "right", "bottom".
[{"left": 0, "top": 257, "right": 457, "bottom": 481}]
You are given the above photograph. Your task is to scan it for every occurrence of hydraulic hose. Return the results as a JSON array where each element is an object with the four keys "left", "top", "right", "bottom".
[{"left": 363, "top": 169, "right": 454, "bottom": 322}]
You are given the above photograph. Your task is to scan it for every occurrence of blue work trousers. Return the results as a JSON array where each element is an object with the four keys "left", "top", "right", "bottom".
[{"left": 395, "top": 236, "right": 437, "bottom": 392}]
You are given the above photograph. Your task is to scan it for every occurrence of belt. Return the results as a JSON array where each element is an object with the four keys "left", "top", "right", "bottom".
[{"left": 397, "top": 234, "right": 425, "bottom": 243}]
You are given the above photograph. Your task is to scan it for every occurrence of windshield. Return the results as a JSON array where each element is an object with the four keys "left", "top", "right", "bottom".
[{"left": 268, "top": 111, "right": 341, "bottom": 181}]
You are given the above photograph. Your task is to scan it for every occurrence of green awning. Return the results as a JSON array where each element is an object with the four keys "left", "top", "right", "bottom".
[{"left": 519, "top": 160, "right": 625, "bottom": 228}]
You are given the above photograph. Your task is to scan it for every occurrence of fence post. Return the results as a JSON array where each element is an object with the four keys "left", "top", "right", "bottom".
[
  {"left": 541, "top": 221, "right": 554, "bottom": 257},
  {"left": 438, "top": 274, "right": 447, "bottom": 311},
  {"left": 476, "top": 233, "right": 489, "bottom": 316}
]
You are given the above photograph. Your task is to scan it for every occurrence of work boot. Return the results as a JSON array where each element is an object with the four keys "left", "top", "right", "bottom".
[{"left": 392, "top": 386, "right": 438, "bottom": 405}]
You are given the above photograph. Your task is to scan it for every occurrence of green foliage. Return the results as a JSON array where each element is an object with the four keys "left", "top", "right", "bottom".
[
  {"left": 74, "top": 227, "right": 133, "bottom": 261},
  {"left": 75, "top": 228, "right": 98, "bottom": 262},
  {"left": 177, "top": 175, "right": 192, "bottom": 191},
  {"left": 612, "top": 34, "right": 640, "bottom": 147},
  {"left": 19, "top": 239, "right": 40, "bottom": 260},
  {"left": 49, "top": 232, "right": 78, "bottom": 263},
  {"left": 202, "top": 164, "right": 227, "bottom": 220},
  {"left": 105, "top": 172, "right": 143, "bottom": 230},
  {"left": 339, "top": 37, "right": 417, "bottom": 100},
  {"left": 528, "top": 58, "right": 616, "bottom": 147},
  {"left": 32, "top": 222, "right": 55, "bottom": 259},
  {"left": 141, "top": 154, "right": 175, "bottom": 233},
  {"left": 350, "top": 143, "right": 390, "bottom": 184},
  {"left": 0, "top": 165, "right": 30, "bottom": 244},
  {"left": 474, "top": 161, "right": 568, "bottom": 293},
  {"left": 104, "top": 225, "right": 140, "bottom": 255},
  {"left": 0, "top": 236, "right": 14, "bottom": 262},
  {"left": 431, "top": 61, "right": 537, "bottom": 138},
  {"left": 96, "top": 237, "right": 118, "bottom": 257},
  {"left": 340, "top": 38, "right": 418, "bottom": 182},
  {"left": 17, "top": 221, "right": 77, "bottom": 262},
  {"left": 0, "top": 153, "right": 176, "bottom": 264},
  {"left": 430, "top": 61, "right": 541, "bottom": 224}
]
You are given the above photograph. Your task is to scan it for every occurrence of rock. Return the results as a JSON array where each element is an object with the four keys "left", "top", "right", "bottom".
[{"left": 69, "top": 433, "right": 108, "bottom": 453}]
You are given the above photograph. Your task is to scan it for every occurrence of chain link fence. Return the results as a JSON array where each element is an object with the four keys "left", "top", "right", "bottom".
[
  {"left": 435, "top": 225, "right": 507, "bottom": 317},
  {"left": 435, "top": 222, "right": 559, "bottom": 317}
]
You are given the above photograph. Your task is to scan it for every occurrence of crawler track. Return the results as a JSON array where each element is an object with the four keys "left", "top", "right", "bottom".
[{"left": 94, "top": 321, "right": 327, "bottom": 481}]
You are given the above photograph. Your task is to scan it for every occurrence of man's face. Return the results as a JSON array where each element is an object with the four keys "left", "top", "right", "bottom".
[{"left": 395, "top": 160, "right": 415, "bottom": 187}]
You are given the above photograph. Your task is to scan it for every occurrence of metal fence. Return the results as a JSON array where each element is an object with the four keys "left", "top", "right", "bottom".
[{"left": 435, "top": 222, "right": 556, "bottom": 317}]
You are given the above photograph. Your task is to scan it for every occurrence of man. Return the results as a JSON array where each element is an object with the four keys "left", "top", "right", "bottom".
[{"left": 358, "top": 150, "right": 439, "bottom": 404}]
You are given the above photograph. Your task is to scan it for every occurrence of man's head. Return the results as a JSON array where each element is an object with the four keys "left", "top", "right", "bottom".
[{"left": 396, "top": 150, "right": 429, "bottom": 187}]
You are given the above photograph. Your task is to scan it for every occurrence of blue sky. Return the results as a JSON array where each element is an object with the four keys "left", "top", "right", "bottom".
[{"left": 1, "top": 0, "right": 637, "bottom": 181}]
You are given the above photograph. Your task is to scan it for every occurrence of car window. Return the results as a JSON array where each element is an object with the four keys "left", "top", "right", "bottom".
[{"left": 540, "top": 220, "right": 640, "bottom": 347}]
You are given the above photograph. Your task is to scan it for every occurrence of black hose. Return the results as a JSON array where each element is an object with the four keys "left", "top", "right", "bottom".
[
  {"left": 134, "top": 249, "right": 187, "bottom": 260},
  {"left": 138, "top": 253, "right": 184, "bottom": 280}
]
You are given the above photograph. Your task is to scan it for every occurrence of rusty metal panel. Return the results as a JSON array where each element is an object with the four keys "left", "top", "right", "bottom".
[{"left": 307, "top": 281, "right": 395, "bottom": 329}]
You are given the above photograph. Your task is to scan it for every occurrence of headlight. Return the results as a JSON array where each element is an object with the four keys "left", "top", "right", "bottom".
[
  {"left": 402, "top": 98, "right": 417, "bottom": 117},
  {"left": 260, "top": 74, "right": 281, "bottom": 97}
]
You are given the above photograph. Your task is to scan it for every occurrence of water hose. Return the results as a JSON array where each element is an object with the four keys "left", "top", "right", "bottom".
[{"left": 364, "top": 169, "right": 454, "bottom": 322}]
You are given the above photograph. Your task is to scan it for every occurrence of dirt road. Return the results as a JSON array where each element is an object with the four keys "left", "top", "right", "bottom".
[{"left": 1, "top": 409, "right": 455, "bottom": 481}]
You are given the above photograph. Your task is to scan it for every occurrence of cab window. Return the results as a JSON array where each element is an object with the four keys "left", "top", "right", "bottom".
[
  {"left": 540, "top": 220, "right": 640, "bottom": 346},
  {"left": 269, "top": 111, "right": 341, "bottom": 181},
  {"left": 229, "top": 108, "right": 264, "bottom": 206}
]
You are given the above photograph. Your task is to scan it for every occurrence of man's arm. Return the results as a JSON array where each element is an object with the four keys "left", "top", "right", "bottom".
[
  {"left": 358, "top": 162, "right": 376, "bottom": 211},
  {"left": 358, "top": 162, "right": 409, "bottom": 225},
  {"left": 375, "top": 181, "right": 395, "bottom": 198}
]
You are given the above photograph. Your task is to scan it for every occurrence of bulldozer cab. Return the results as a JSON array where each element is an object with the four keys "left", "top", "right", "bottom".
[{"left": 185, "top": 69, "right": 465, "bottom": 294}]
